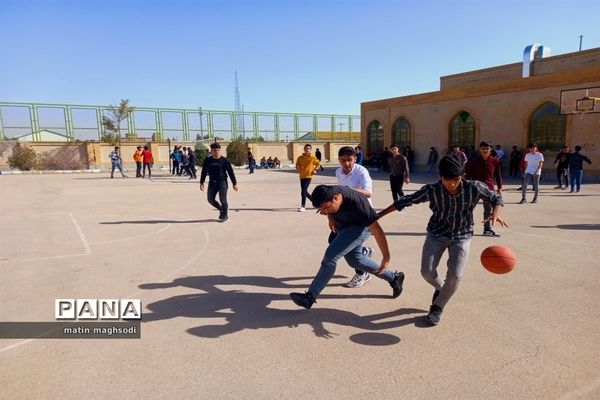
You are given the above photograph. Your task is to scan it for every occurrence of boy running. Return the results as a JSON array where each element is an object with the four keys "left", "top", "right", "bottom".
[{"left": 378, "top": 155, "right": 509, "bottom": 325}]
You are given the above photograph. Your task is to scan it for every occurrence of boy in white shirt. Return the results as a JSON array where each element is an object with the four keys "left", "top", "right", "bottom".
[
  {"left": 334, "top": 146, "right": 375, "bottom": 288},
  {"left": 519, "top": 143, "right": 544, "bottom": 204}
]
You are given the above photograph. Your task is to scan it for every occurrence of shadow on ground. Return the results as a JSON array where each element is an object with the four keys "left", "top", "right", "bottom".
[
  {"left": 532, "top": 224, "right": 600, "bottom": 230},
  {"left": 140, "top": 275, "right": 427, "bottom": 342}
]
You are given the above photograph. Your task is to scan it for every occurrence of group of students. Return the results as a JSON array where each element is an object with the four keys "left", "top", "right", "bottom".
[
  {"left": 109, "top": 145, "right": 154, "bottom": 179},
  {"left": 288, "top": 145, "right": 508, "bottom": 326},
  {"left": 169, "top": 146, "right": 198, "bottom": 179}
]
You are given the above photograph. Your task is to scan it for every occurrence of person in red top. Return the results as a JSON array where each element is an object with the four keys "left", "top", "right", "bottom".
[
  {"left": 142, "top": 145, "right": 154, "bottom": 179},
  {"left": 465, "top": 141, "right": 502, "bottom": 236}
]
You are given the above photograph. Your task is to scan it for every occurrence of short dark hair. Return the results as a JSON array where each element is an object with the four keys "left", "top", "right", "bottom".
[
  {"left": 575, "top": 145, "right": 582, "bottom": 151},
  {"left": 311, "top": 185, "right": 339, "bottom": 208},
  {"left": 438, "top": 155, "right": 464, "bottom": 179},
  {"left": 210, "top": 143, "right": 221, "bottom": 149},
  {"left": 389, "top": 144, "right": 399, "bottom": 149},
  {"left": 338, "top": 146, "right": 356, "bottom": 157},
  {"left": 528, "top": 143, "right": 537, "bottom": 148},
  {"left": 479, "top": 141, "right": 492, "bottom": 148}
]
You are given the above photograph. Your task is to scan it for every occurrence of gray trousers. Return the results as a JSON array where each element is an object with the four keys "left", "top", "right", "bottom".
[
  {"left": 421, "top": 234, "right": 471, "bottom": 309},
  {"left": 522, "top": 173, "right": 540, "bottom": 200}
]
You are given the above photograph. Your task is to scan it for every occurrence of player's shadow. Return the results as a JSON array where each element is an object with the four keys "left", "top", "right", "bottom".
[
  {"left": 531, "top": 224, "right": 600, "bottom": 230},
  {"left": 100, "top": 219, "right": 215, "bottom": 224},
  {"left": 230, "top": 207, "right": 300, "bottom": 212},
  {"left": 139, "top": 275, "right": 427, "bottom": 340}
]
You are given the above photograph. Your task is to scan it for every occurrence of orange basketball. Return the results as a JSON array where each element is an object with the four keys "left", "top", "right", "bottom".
[{"left": 480, "top": 245, "right": 517, "bottom": 274}]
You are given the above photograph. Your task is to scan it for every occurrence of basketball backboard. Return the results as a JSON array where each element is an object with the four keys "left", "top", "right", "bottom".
[{"left": 560, "top": 87, "right": 600, "bottom": 115}]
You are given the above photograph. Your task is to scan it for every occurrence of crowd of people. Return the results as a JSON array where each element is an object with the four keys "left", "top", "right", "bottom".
[{"left": 107, "top": 140, "right": 593, "bottom": 327}]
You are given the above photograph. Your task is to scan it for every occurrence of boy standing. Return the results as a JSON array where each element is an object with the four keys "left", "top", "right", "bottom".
[
  {"left": 378, "top": 156, "right": 508, "bottom": 325},
  {"left": 465, "top": 141, "right": 503, "bottom": 236},
  {"left": 519, "top": 143, "right": 544, "bottom": 204},
  {"left": 289, "top": 185, "right": 405, "bottom": 309},
  {"left": 200, "top": 143, "right": 238, "bottom": 223}
]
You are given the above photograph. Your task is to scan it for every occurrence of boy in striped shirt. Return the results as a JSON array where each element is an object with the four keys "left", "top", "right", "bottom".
[{"left": 378, "top": 155, "right": 509, "bottom": 325}]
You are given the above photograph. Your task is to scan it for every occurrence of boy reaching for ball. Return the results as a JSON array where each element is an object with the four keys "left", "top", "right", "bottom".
[
  {"left": 378, "top": 155, "right": 509, "bottom": 326},
  {"left": 289, "top": 185, "right": 406, "bottom": 309}
]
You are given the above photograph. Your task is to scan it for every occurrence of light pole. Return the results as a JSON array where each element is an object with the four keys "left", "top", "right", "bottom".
[
  {"left": 198, "top": 107, "right": 204, "bottom": 140},
  {"left": 241, "top": 104, "right": 246, "bottom": 140},
  {"left": 338, "top": 122, "right": 344, "bottom": 132}
]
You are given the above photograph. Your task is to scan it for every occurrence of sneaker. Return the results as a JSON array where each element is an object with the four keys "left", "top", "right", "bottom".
[
  {"left": 362, "top": 247, "right": 375, "bottom": 257},
  {"left": 531, "top": 198, "right": 537, "bottom": 204},
  {"left": 554, "top": 186, "right": 562, "bottom": 189},
  {"left": 483, "top": 229, "right": 500, "bottom": 237},
  {"left": 389, "top": 271, "right": 405, "bottom": 298},
  {"left": 344, "top": 273, "right": 372, "bottom": 288},
  {"left": 426, "top": 304, "right": 443, "bottom": 326},
  {"left": 518, "top": 198, "right": 526, "bottom": 204},
  {"left": 289, "top": 292, "right": 316, "bottom": 309},
  {"left": 575, "top": 190, "right": 580, "bottom": 193},
  {"left": 298, "top": 207, "right": 306, "bottom": 212},
  {"left": 219, "top": 216, "right": 229, "bottom": 223}
]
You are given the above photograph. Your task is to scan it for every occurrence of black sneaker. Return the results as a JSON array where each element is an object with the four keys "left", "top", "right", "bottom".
[
  {"left": 289, "top": 292, "right": 316, "bottom": 309},
  {"left": 432, "top": 289, "right": 440, "bottom": 303},
  {"left": 483, "top": 229, "right": 500, "bottom": 237},
  {"left": 518, "top": 198, "right": 526, "bottom": 204},
  {"left": 389, "top": 272, "right": 405, "bottom": 299},
  {"left": 219, "top": 216, "right": 229, "bottom": 223},
  {"left": 531, "top": 198, "right": 537, "bottom": 204},
  {"left": 426, "top": 304, "right": 443, "bottom": 326}
]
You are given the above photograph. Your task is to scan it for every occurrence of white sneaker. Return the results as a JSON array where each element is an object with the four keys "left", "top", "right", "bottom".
[
  {"left": 362, "top": 247, "right": 374, "bottom": 257},
  {"left": 298, "top": 207, "right": 306, "bottom": 212},
  {"left": 344, "top": 273, "right": 372, "bottom": 288}
]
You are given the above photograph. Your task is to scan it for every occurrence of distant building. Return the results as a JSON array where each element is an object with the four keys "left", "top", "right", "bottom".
[
  {"left": 17, "top": 129, "right": 69, "bottom": 142},
  {"left": 296, "top": 131, "right": 361, "bottom": 142},
  {"left": 361, "top": 46, "right": 600, "bottom": 176}
]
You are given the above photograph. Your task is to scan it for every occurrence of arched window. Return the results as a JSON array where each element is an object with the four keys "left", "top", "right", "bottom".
[
  {"left": 366, "top": 120, "right": 384, "bottom": 155},
  {"left": 529, "top": 102, "right": 566, "bottom": 152},
  {"left": 449, "top": 111, "right": 475, "bottom": 148},
  {"left": 392, "top": 117, "right": 412, "bottom": 149}
]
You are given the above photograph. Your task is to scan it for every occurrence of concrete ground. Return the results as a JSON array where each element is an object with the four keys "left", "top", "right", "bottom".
[{"left": 1, "top": 166, "right": 599, "bottom": 400}]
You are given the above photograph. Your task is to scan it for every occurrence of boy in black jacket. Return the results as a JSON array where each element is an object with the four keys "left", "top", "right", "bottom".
[{"left": 200, "top": 143, "right": 238, "bottom": 223}]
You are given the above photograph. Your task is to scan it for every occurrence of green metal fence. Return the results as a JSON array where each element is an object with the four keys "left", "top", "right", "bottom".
[{"left": 0, "top": 102, "right": 360, "bottom": 142}]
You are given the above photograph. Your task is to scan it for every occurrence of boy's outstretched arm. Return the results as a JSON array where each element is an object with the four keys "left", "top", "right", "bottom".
[
  {"left": 377, "top": 204, "right": 397, "bottom": 219},
  {"left": 368, "top": 221, "right": 391, "bottom": 275}
]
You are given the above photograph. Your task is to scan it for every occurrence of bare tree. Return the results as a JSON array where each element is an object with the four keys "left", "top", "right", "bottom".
[{"left": 102, "top": 99, "right": 135, "bottom": 146}]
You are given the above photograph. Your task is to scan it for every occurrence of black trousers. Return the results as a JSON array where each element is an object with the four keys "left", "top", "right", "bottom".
[
  {"left": 136, "top": 161, "right": 142, "bottom": 177},
  {"left": 389, "top": 174, "right": 405, "bottom": 202},
  {"left": 300, "top": 178, "right": 312, "bottom": 207},
  {"left": 207, "top": 181, "right": 229, "bottom": 218}
]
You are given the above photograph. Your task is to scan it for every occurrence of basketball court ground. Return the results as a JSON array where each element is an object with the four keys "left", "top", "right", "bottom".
[{"left": 1, "top": 167, "right": 598, "bottom": 399}]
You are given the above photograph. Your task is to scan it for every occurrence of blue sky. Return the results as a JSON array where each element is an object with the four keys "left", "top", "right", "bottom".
[{"left": 1, "top": 0, "right": 599, "bottom": 116}]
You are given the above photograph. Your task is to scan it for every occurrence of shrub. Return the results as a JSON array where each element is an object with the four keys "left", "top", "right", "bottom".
[
  {"left": 225, "top": 140, "right": 248, "bottom": 166},
  {"left": 8, "top": 144, "right": 37, "bottom": 170},
  {"left": 101, "top": 133, "right": 119, "bottom": 146},
  {"left": 194, "top": 147, "right": 209, "bottom": 166}
]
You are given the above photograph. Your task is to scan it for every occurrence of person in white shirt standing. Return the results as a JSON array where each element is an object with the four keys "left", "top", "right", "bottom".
[
  {"left": 519, "top": 143, "right": 544, "bottom": 204},
  {"left": 334, "top": 146, "right": 376, "bottom": 288}
]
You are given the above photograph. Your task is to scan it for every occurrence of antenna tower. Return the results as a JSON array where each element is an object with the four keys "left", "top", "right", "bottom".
[{"left": 234, "top": 71, "right": 244, "bottom": 139}]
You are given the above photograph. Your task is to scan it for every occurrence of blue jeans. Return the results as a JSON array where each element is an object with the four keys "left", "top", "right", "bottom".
[
  {"left": 421, "top": 234, "right": 471, "bottom": 309},
  {"left": 308, "top": 225, "right": 396, "bottom": 298},
  {"left": 570, "top": 169, "right": 583, "bottom": 192},
  {"left": 111, "top": 161, "right": 125, "bottom": 177}
]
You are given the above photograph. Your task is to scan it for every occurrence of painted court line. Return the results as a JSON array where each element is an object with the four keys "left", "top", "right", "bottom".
[
  {"left": 1, "top": 212, "right": 92, "bottom": 263},
  {"left": 0, "top": 226, "right": 210, "bottom": 354}
]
